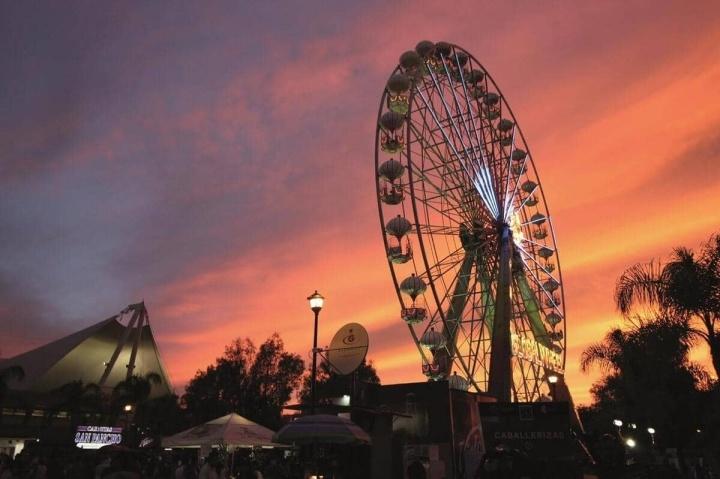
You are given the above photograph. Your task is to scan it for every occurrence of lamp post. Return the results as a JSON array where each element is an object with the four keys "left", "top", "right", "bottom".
[
  {"left": 547, "top": 374, "right": 559, "bottom": 400},
  {"left": 613, "top": 419, "right": 623, "bottom": 438},
  {"left": 307, "top": 291, "right": 325, "bottom": 415},
  {"left": 647, "top": 427, "right": 655, "bottom": 446}
]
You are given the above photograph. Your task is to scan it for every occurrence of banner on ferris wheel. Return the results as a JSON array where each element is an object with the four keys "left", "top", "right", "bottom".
[{"left": 511, "top": 333, "right": 564, "bottom": 374}]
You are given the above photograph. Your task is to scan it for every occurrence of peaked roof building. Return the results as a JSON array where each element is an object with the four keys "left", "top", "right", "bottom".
[{"left": 0, "top": 302, "right": 172, "bottom": 397}]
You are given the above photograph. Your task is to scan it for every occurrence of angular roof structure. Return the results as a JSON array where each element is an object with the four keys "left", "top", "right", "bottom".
[{"left": 0, "top": 302, "right": 172, "bottom": 397}]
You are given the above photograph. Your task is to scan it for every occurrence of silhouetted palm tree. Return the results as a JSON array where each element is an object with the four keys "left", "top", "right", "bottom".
[
  {"left": 614, "top": 234, "right": 720, "bottom": 378},
  {"left": 47, "top": 381, "right": 103, "bottom": 425},
  {"left": 581, "top": 319, "right": 706, "bottom": 449},
  {"left": 112, "top": 372, "right": 162, "bottom": 411}
]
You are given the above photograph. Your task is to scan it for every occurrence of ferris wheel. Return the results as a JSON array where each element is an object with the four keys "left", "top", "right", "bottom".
[{"left": 374, "top": 41, "right": 566, "bottom": 402}]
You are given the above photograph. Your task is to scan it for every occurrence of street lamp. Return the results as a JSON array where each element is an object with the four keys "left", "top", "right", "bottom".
[
  {"left": 307, "top": 290, "right": 325, "bottom": 415},
  {"left": 547, "top": 374, "right": 559, "bottom": 400},
  {"left": 613, "top": 419, "right": 623, "bottom": 437},
  {"left": 625, "top": 438, "right": 636, "bottom": 448},
  {"left": 124, "top": 404, "right": 133, "bottom": 412},
  {"left": 647, "top": 427, "right": 655, "bottom": 446}
]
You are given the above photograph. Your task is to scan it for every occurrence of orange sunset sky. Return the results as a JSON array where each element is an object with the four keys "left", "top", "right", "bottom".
[{"left": 1, "top": 1, "right": 719, "bottom": 405}]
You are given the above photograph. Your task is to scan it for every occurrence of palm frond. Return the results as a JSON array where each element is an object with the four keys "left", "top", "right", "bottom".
[
  {"left": 615, "top": 261, "right": 666, "bottom": 315},
  {"left": 580, "top": 343, "right": 615, "bottom": 373}
]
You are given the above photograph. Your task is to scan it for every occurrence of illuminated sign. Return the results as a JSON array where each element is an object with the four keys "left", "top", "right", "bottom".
[
  {"left": 74, "top": 426, "right": 123, "bottom": 449},
  {"left": 511, "top": 333, "right": 564, "bottom": 373}
]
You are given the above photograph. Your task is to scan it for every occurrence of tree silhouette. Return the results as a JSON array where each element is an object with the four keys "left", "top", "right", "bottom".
[
  {"left": 182, "top": 333, "right": 304, "bottom": 429},
  {"left": 46, "top": 380, "right": 103, "bottom": 425},
  {"left": 299, "top": 357, "right": 380, "bottom": 405},
  {"left": 581, "top": 318, "right": 706, "bottom": 449},
  {"left": 112, "top": 372, "right": 162, "bottom": 411},
  {"left": 615, "top": 233, "right": 720, "bottom": 377}
]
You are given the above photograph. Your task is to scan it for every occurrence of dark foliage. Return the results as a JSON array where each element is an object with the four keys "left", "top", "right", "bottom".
[
  {"left": 299, "top": 357, "right": 380, "bottom": 405},
  {"left": 614, "top": 233, "right": 720, "bottom": 377},
  {"left": 182, "top": 333, "right": 304, "bottom": 429}
]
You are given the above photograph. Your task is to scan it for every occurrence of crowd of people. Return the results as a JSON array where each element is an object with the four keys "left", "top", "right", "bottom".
[{"left": 0, "top": 445, "right": 289, "bottom": 479}]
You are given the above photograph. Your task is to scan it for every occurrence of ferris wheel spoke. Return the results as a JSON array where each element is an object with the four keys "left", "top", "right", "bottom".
[
  {"left": 415, "top": 82, "right": 499, "bottom": 218},
  {"left": 414, "top": 194, "right": 470, "bottom": 228},
  {"left": 444, "top": 53, "right": 508, "bottom": 220},
  {"left": 408, "top": 125, "right": 478, "bottom": 221},
  {"left": 409, "top": 112, "right": 492, "bottom": 224},
  {"left": 501, "top": 126, "right": 518, "bottom": 219},
  {"left": 437, "top": 55, "right": 496, "bottom": 207},
  {"left": 420, "top": 245, "right": 471, "bottom": 286},
  {"left": 505, "top": 156, "right": 533, "bottom": 215}
]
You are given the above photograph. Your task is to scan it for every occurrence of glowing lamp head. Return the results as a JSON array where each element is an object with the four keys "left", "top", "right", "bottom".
[
  {"left": 647, "top": 427, "right": 655, "bottom": 434},
  {"left": 625, "top": 438, "right": 636, "bottom": 448},
  {"left": 613, "top": 419, "right": 623, "bottom": 427},
  {"left": 307, "top": 291, "right": 325, "bottom": 312},
  {"left": 124, "top": 404, "right": 133, "bottom": 412},
  {"left": 547, "top": 374, "right": 559, "bottom": 384}
]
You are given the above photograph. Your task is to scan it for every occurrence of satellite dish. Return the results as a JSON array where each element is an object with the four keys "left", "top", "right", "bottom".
[{"left": 327, "top": 323, "right": 369, "bottom": 375}]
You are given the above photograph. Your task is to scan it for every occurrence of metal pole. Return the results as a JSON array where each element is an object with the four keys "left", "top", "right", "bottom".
[{"left": 311, "top": 309, "right": 320, "bottom": 415}]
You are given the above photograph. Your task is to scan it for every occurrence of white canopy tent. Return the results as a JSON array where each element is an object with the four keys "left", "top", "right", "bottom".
[
  {"left": 0, "top": 302, "right": 172, "bottom": 397},
  {"left": 163, "top": 414, "right": 283, "bottom": 449}
]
